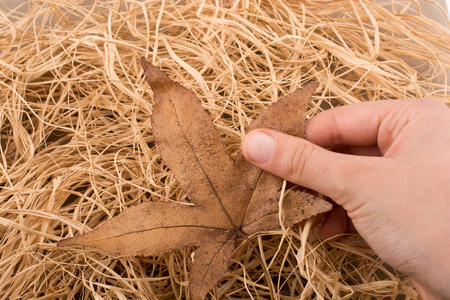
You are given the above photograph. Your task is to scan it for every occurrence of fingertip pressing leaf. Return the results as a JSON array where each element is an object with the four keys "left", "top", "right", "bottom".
[{"left": 58, "top": 58, "right": 331, "bottom": 300}]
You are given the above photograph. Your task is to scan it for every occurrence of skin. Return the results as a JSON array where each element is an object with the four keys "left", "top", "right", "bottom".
[{"left": 241, "top": 99, "right": 450, "bottom": 300}]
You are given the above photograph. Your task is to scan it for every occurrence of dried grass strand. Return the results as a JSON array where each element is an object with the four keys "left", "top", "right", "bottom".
[{"left": 0, "top": 0, "right": 448, "bottom": 299}]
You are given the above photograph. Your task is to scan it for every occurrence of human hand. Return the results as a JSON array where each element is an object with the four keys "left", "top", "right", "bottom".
[{"left": 241, "top": 99, "right": 450, "bottom": 299}]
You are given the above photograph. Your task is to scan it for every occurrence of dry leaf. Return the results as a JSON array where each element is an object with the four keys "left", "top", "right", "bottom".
[{"left": 58, "top": 57, "right": 332, "bottom": 299}]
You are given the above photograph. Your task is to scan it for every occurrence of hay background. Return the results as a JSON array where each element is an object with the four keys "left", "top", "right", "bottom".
[{"left": 0, "top": 0, "right": 449, "bottom": 299}]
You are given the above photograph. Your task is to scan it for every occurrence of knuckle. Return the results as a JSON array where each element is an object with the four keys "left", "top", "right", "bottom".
[
  {"left": 282, "top": 142, "right": 315, "bottom": 180},
  {"left": 427, "top": 98, "right": 449, "bottom": 111},
  {"left": 409, "top": 98, "right": 449, "bottom": 124},
  {"left": 413, "top": 98, "right": 446, "bottom": 110}
]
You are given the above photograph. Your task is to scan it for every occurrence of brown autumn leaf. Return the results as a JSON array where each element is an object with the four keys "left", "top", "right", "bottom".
[{"left": 58, "top": 57, "right": 332, "bottom": 299}]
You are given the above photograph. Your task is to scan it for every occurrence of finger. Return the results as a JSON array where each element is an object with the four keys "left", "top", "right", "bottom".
[
  {"left": 319, "top": 206, "right": 348, "bottom": 240},
  {"left": 332, "top": 145, "right": 382, "bottom": 156},
  {"left": 305, "top": 99, "right": 430, "bottom": 153},
  {"left": 242, "top": 129, "right": 382, "bottom": 201}
]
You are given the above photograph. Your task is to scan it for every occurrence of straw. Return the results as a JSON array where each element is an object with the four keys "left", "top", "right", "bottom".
[{"left": 0, "top": 0, "right": 448, "bottom": 299}]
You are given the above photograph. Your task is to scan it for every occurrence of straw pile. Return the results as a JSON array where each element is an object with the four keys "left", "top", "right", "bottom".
[{"left": 0, "top": 0, "right": 448, "bottom": 299}]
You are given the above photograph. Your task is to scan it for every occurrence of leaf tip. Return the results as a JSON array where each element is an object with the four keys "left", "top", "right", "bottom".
[
  {"left": 140, "top": 56, "right": 173, "bottom": 94},
  {"left": 140, "top": 56, "right": 151, "bottom": 69},
  {"left": 57, "top": 236, "right": 76, "bottom": 248},
  {"left": 306, "top": 80, "right": 319, "bottom": 88},
  {"left": 57, "top": 233, "right": 88, "bottom": 248}
]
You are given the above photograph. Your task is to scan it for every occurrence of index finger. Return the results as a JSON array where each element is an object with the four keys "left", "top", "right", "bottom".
[{"left": 305, "top": 99, "right": 421, "bottom": 152}]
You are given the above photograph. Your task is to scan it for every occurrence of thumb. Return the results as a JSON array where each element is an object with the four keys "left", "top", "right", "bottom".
[{"left": 242, "top": 129, "right": 379, "bottom": 203}]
